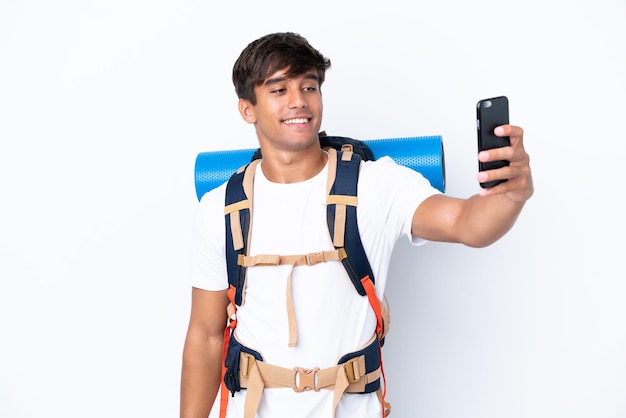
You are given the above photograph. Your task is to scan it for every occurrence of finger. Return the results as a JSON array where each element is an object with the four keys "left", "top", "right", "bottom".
[
  {"left": 479, "top": 170, "right": 533, "bottom": 202},
  {"left": 478, "top": 181, "right": 508, "bottom": 196},
  {"left": 477, "top": 169, "right": 519, "bottom": 196},
  {"left": 477, "top": 168, "right": 506, "bottom": 185},
  {"left": 495, "top": 124, "right": 523, "bottom": 139},
  {"left": 478, "top": 159, "right": 523, "bottom": 184},
  {"left": 478, "top": 146, "right": 512, "bottom": 163},
  {"left": 478, "top": 158, "right": 529, "bottom": 184}
]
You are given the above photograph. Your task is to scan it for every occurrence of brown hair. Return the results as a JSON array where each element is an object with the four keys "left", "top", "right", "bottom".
[{"left": 232, "top": 32, "right": 331, "bottom": 105}]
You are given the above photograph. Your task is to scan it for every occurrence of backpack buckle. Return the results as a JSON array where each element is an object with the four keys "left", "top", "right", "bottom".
[
  {"left": 341, "top": 143, "right": 354, "bottom": 153},
  {"left": 293, "top": 367, "right": 320, "bottom": 392},
  {"left": 305, "top": 252, "right": 326, "bottom": 265},
  {"left": 337, "top": 248, "right": 347, "bottom": 261},
  {"left": 344, "top": 356, "right": 365, "bottom": 384},
  {"left": 240, "top": 353, "right": 256, "bottom": 378}
]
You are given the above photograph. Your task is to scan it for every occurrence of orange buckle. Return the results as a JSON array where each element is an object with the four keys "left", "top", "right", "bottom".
[{"left": 293, "top": 367, "right": 320, "bottom": 392}]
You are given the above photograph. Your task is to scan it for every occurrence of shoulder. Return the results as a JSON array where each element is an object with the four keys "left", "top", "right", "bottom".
[
  {"left": 358, "top": 156, "right": 442, "bottom": 223},
  {"left": 196, "top": 181, "right": 228, "bottom": 225},
  {"left": 360, "top": 156, "right": 436, "bottom": 190}
]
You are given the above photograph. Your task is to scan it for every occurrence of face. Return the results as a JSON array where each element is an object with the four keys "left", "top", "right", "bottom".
[{"left": 238, "top": 69, "right": 323, "bottom": 153}]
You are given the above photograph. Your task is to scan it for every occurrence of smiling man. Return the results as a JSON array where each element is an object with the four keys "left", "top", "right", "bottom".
[{"left": 180, "top": 32, "right": 533, "bottom": 418}]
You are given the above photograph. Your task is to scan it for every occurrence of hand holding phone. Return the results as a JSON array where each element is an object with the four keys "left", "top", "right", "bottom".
[{"left": 476, "top": 96, "right": 510, "bottom": 188}]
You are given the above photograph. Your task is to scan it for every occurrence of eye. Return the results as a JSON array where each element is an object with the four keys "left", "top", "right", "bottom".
[{"left": 303, "top": 85, "right": 318, "bottom": 92}]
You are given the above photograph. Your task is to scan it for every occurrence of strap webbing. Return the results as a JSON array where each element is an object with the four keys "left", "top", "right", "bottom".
[
  {"left": 239, "top": 250, "right": 344, "bottom": 347},
  {"left": 236, "top": 337, "right": 380, "bottom": 418},
  {"left": 219, "top": 286, "right": 238, "bottom": 418},
  {"left": 360, "top": 276, "right": 389, "bottom": 418}
]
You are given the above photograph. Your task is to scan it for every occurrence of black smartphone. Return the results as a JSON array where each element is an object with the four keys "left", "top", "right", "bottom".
[{"left": 476, "top": 96, "right": 510, "bottom": 188}]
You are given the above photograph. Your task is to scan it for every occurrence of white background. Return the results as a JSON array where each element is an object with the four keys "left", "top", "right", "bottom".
[{"left": 1, "top": 0, "right": 625, "bottom": 417}]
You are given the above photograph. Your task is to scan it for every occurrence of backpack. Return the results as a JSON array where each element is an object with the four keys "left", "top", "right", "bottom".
[
  {"left": 250, "top": 131, "right": 375, "bottom": 161},
  {"left": 220, "top": 133, "right": 392, "bottom": 417}
]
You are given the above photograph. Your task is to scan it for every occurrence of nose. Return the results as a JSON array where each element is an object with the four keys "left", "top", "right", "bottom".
[{"left": 288, "top": 89, "right": 307, "bottom": 109}]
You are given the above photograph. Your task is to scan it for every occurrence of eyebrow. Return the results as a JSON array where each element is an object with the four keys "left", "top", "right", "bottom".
[{"left": 263, "top": 72, "right": 319, "bottom": 87}]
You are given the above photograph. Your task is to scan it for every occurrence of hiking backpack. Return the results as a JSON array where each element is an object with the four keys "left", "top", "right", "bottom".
[{"left": 220, "top": 133, "right": 392, "bottom": 418}]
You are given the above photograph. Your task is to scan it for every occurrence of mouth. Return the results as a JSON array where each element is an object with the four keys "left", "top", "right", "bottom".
[{"left": 282, "top": 117, "right": 310, "bottom": 126}]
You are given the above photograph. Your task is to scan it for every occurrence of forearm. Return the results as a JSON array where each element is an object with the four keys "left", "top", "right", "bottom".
[
  {"left": 180, "top": 331, "right": 224, "bottom": 418},
  {"left": 456, "top": 192, "right": 526, "bottom": 248}
]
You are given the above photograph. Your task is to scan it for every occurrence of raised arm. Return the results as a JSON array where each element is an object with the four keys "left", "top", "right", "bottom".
[
  {"left": 412, "top": 124, "right": 533, "bottom": 247},
  {"left": 180, "top": 287, "right": 229, "bottom": 418}
]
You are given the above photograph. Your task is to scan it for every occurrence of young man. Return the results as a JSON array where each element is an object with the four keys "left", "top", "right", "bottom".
[{"left": 180, "top": 32, "right": 533, "bottom": 418}]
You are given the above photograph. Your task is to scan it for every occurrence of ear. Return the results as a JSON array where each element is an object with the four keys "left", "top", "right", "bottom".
[{"left": 238, "top": 98, "right": 256, "bottom": 124}]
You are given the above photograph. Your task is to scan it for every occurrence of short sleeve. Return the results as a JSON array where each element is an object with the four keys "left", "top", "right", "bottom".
[{"left": 189, "top": 182, "right": 229, "bottom": 291}]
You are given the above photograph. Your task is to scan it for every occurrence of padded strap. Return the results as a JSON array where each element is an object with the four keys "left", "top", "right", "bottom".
[
  {"left": 326, "top": 149, "right": 358, "bottom": 247},
  {"left": 325, "top": 148, "right": 375, "bottom": 296},
  {"left": 225, "top": 159, "right": 260, "bottom": 305},
  {"left": 237, "top": 351, "right": 381, "bottom": 418}
]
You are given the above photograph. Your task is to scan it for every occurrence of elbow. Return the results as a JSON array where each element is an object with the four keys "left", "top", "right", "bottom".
[
  {"left": 463, "top": 238, "right": 497, "bottom": 249},
  {"left": 460, "top": 226, "right": 513, "bottom": 248}
]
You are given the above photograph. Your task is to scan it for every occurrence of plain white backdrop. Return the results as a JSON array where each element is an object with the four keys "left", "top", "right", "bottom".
[{"left": 1, "top": 0, "right": 625, "bottom": 417}]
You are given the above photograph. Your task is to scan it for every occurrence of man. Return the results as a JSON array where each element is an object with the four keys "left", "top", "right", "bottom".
[{"left": 180, "top": 32, "right": 533, "bottom": 418}]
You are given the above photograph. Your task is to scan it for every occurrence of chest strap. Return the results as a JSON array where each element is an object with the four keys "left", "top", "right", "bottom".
[{"left": 236, "top": 249, "right": 346, "bottom": 347}]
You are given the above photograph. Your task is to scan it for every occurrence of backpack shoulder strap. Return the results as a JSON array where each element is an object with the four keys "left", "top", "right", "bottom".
[
  {"left": 325, "top": 148, "right": 375, "bottom": 296},
  {"left": 224, "top": 160, "right": 260, "bottom": 306},
  {"left": 224, "top": 149, "right": 377, "bottom": 301}
]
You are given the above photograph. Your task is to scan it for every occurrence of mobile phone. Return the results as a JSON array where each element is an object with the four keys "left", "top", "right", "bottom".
[{"left": 476, "top": 96, "right": 510, "bottom": 188}]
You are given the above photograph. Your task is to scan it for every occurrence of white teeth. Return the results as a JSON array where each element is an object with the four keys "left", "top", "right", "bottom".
[{"left": 284, "top": 118, "right": 308, "bottom": 124}]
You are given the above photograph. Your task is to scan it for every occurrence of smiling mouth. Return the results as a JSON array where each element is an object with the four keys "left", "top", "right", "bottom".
[{"left": 283, "top": 117, "right": 309, "bottom": 125}]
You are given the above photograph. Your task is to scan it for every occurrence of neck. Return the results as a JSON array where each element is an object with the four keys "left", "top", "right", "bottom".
[{"left": 260, "top": 148, "right": 327, "bottom": 183}]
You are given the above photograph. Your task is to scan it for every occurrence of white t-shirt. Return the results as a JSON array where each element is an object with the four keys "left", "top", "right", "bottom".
[{"left": 190, "top": 155, "right": 441, "bottom": 418}]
